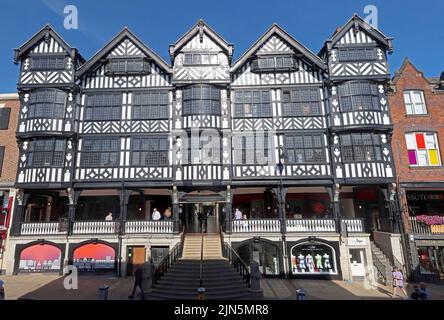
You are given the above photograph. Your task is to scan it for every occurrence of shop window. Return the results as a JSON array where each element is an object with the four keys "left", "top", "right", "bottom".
[
  {"left": 73, "top": 243, "right": 115, "bottom": 272},
  {"left": 290, "top": 242, "right": 337, "bottom": 275},
  {"left": 404, "top": 90, "right": 427, "bottom": 115},
  {"left": 237, "top": 241, "right": 280, "bottom": 276},
  {"left": 405, "top": 132, "right": 441, "bottom": 166},
  {"left": 19, "top": 244, "right": 61, "bottom": 272}
]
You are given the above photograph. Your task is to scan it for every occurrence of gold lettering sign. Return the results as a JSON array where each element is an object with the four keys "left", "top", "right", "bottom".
[{"left": 431, "top": 225, "right": 444, "bottom": 234}]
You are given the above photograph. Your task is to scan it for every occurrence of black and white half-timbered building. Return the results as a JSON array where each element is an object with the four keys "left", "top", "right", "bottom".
[{"left": 4, "top": 15, "right": 403, "bottom": 283}]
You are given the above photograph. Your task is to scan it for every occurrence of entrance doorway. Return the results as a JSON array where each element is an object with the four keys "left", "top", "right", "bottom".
[
  {"left": 349, "top": 248, "right": 366, "bottom": 280},
  {"left": 126, "top": 246, "right": 145, "bottom": 276},
  {"left": 183, "top": 202, "right": 221, "bottom": 233}
]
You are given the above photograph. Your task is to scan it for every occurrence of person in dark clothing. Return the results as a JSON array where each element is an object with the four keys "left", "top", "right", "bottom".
[
  {"left": 128, "top": 266, "right": 145, "bottom": 300},
  {"left": 201, "top": 211, "right": 208, "bottom": 233},
  {"left": 410, "top": 285, "right": 426, "bottom": 300},
  {"left": 197, "top": 211, "right": 203, "bottom": 231}
]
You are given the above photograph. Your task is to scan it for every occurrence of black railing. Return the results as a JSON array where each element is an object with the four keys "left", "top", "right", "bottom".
[
  {"left": 152, "top": 242, "right": 182, "bottom": 286},
  {"left": 371, "top": 251, "right": 388, "bottom": 285},
  {"left": 222, "top": 242, "right": 251, "bottom": 288}
]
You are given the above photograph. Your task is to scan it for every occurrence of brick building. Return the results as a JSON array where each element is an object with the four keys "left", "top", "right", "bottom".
[
  {"left": 388, "top": 58, "right": 444, "bottom": 282},
  {"left": 0, "top": 93, "right": 20, "bottom": 274}
]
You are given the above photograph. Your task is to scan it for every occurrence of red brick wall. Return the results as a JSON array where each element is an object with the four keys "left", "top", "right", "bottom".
[
  {"left": 388, "top": 60, "right": 444, "bottom": 232},
  {"left": 388, "top": 60, "right": 444, "bottom": 183},
  {"left": 0, "top": 96, "right": 19, "bottom": 184}
]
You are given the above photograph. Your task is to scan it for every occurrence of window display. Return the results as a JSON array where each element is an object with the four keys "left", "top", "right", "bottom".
[
  {"left": 291, "top": 242, "right": 337, "bottom": 274},
  {"left": 73, "top": 243, "right": 115, "bottom": 271},
  {"left": 418, "top": 246, "right": 444, "bottom": 279},
  {"left": 19, "top": 244, "right": 61, "bottom": 272}
]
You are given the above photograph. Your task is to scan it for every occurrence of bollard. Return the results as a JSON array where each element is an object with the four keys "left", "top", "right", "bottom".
[
  {"left": 197, "top": 287, "right": 206, "bottom": 300},
  {"left": 98, "top": 285, "right": 109, "bottom": 300},
  {"left": 296, "top": 289, "right": 306, "bottom": 300}
]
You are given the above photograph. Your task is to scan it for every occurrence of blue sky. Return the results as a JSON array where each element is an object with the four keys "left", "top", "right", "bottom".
[{"left": 0, "top": 0, "right": 443, "bottom": 92}]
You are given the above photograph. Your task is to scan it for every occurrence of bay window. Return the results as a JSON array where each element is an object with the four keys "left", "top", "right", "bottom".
[
  {"left": 27, "top": 139, "right": 65, "bottom": 167},
  {"left": 340, "top": 133, "right": 382, "bottom": 162},
  {"left": 339, "top": 81, "right": 379, "bottom": 112}
]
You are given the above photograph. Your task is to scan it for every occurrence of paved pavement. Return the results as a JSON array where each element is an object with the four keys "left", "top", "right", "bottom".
[{"left": 1, "top": 274, "right": 443, "bottom": 300}]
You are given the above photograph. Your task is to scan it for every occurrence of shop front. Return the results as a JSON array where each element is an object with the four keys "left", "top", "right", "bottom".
[
  {"left": 14, "top": 241, "right": 65, "bottom": 274},
  {"left": 233, "top": 239, "right": 283, "bottom": 277},
  {"left": 405, "top": 190, "right": 444, "bottom": 281},
  {"left": 69, "top": 241, "right": 117, "bottom": 273},
  {"left": 414, "top": 239, "right": 444, "bottom": 282},
  {"left": 288, "top": 238, "right": 341, "bottom": 279}
]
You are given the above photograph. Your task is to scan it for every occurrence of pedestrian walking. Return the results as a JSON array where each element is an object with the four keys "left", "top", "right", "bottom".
[
  {"left": 128, "top": 266, "right": 145, "bottom": 300},
  {"left": 392, "top": 267, "right": 407, "bottom": 298}
]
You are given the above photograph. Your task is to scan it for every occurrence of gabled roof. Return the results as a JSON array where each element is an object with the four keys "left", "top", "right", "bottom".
[
  {"left": 169, "top": 19, "right": 234, "bottom": 59},
  {"left": 13, "top": 24, "right": 84, "bottom": 64},
  {"left": 391, "top": 57, "right": 429, "bottom": 85},
  {"left": 231, "top": 23, "right": 327, "bottom": 73},
  {"left": 321, "top": 14, "right": 393, "bottom": 54},
  {"left": 76, "top": 27, "right": 172, "bottom": 78}
]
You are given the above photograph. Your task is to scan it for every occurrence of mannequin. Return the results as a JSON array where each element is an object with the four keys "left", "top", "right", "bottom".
[
  {"left": 323, "top": 253, "right": 331, "bottom": 270},
  {"left": 315, "top": 254, "right": 323, "bottom": 271},
  {"left": 306, "top": 254, "right": 314, "bottom": 272},
  {"left": 298, "top": 253, "right": 306, "bottom": 272}
]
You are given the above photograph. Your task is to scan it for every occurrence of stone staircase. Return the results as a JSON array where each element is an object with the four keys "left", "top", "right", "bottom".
[
  {"left": 147, "top": 234, "right": 251, "bottom": 300},
  {"left": 370, "top": 240, "right": 394, "bottom": 286}
]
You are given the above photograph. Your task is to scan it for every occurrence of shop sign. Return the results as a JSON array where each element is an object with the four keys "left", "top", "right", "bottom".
[{"left": 347, "top": 237, "right": 368, "bottom": 246}]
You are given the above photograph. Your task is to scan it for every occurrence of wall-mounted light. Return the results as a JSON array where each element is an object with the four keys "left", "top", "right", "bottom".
[{"left": 47, "top": 202, "right": 51, "bottom": 207}]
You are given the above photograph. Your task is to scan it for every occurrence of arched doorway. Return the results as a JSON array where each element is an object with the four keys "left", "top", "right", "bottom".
[
  {"left": 236, "top": 240, "right": 281, "bottom": 276},
  {"left": 72, "top": 242, "right": 116, "bottom": 272}
]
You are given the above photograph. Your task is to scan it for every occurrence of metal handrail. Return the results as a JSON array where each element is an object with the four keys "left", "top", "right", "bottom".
[
  {"left": 371, "top": 251, "right": 388, "bottom": 285},
  {"left": 152, "top": 241, "right": 182, "bottom": 287},
  {"left": 199, "top": 231, "right": 204, "bottom": 287},
  {"left": 222, "top": 241, "right": 251, "bottom": 288}
]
